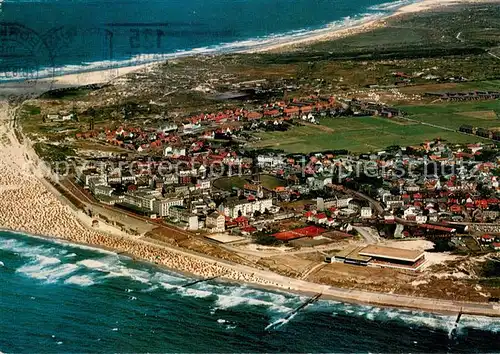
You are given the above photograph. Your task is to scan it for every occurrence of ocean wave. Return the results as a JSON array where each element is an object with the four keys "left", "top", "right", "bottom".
[
  {"left": 460, "top": 315, "right": 500, "bottom": 333},
  {"left": 212, "top": 286, "right": 300, "bottom": 314},
  {"left": 0, "top": 238, "right": 61, "bottom": 258},
  {"left": 317, "top": 300, "right": 500, "bottom": 334},
  {"left": 77, "top": 259, "right": 109, "bottom": 270},
  {"left": 17, "top": 262, "right": 78, "bottom": 283},
  {"left": 64, "top": 275, "right": 95, "bottom": 286},
  {"left": 325, "top": 301, "right": 455, "bottom": 332},
  {"left": 368, "top": 0, "right": 417, "bottom": 11},
  {"left": 0, "top": 230, "right": 115, "bottom": 256},
  {"left": 76, "top": 255, "right": 188, "bottom": 287}
]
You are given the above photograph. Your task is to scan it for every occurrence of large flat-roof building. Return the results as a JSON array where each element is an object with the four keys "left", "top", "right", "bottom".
[
  {"left": 327, "top": 245, "right": 426, "bottom": 271},
  {"left": 359, "top": 245, "right": 426, "bottom": 271}
]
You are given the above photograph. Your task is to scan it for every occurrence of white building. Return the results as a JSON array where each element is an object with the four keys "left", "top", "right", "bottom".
[
  {"left": 123, "top": 189, "right": 161, "bottom": 211},
  {"left": 196, "top": 179, "right": 211, "bottom": 190},
  {"left": 94, "top": 185, "right": 114, "bottom": 197},
  {"left": 164, "top": 146, "right": 186, "bottom": 157},
  {"left": 416, "top": 215, "right": 428, "bottom": 224},
  {"left": 257, "top": 155, "right": 284, "bottom": 168},
  {"left": 222, "top": 199, "right": 273, "bottom": 218},
  {"left": 360, "top": 207, "right": 373, "bottom": 219},
  {"left": 153, "top": 197, "right": 184, "bottom": 217},
  {"left": 206, "top": 212, "right": 225, "bottom": 233}
]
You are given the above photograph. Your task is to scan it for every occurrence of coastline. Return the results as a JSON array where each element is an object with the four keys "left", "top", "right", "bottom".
[
  {"left": 2, "top": 226, "right": 498, "bottom": 319},
  {"left": 247, "top": 0, "right": 500, "bottom": 53},
  {"left": 0, "top": 102, "right": 499, "bottom": 318},
  {"left": 4, "top": 0, "right": 500, "bottom": 92},
  {"left": 2, "top": 0, "right": 500, "bottom": 319}
]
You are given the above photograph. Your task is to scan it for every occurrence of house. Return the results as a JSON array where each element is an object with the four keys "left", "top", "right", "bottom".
[
  {"left": 233, "top": 216, "right": 249, "bottom": 227},
  {"left": 164, "top": 146, "right": 186, "bottom": 157},
  {"left": 241, "top": 226, "right": 257, "bottom": 235},
  {"left": 360, "top": 207, "right": 372, "bottom": 219},
  {"left": 161, "top": 123, "right": 178, "bottom": 133},
  {"left": 169, "top": 205, "right": 199, "bottom": 230},
  {"left": 481, "top": 234, "right": 494, "bottom": 243},
  {"left": 307, "top": 176, "right": 332, "bottom": 190},
  {"left": 384, "top": 214, "right": 395, "bottom": 223},
  {"left": 415, "top": 215, "right": 428, "bottom": 224},
  {"left": 206, "top": 212, "right": 226, "bottom": 233},
  {"left": 304, "top": 210, "right": 316, "bottom": 221},
  {"left": 94, "top": 185, "right": 114, "bottom": 197},
  {"left": 493, "top": 242, "right": 500, "bottom": 251},
  {"left": 314, "top": 213, "right": 328, "bottom": 224}
]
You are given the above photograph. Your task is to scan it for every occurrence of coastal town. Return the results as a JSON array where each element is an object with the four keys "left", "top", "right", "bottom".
[
  {"left": 2, "top": 0, "right": 500, "bottom": 320},
  {"left": 10, "top": 68, "right": 500, "bottom": 308}
]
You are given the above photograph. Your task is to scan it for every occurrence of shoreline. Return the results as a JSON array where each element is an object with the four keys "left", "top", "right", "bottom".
[
  {"left": 2, "top": 1, "right": 500, "bottom": 319},
  {"left": 0, "top": 226, "right": 496, "bottom": 319},
  {"left": 0, "top": 94, "right": 499, "bottom": 318},
  {"left": 3, "top": 0, "right": 500, "bottom": 92}
]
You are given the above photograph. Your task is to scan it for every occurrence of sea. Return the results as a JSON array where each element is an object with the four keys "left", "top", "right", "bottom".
[
  {"left": 0, "top": 0, "right": 417, "bottom": 82},
  {"left": 1, "top": 230, "right": 500, "bottom": 352}
]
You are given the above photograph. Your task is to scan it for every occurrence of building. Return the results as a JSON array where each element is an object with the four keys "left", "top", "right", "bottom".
[
  {"left": 122, "top": 190, "right": 158, "bottom": 211},
  {"left": 221, "top": 199, "right": 273, "bottom": 218},
  {"left": 359, "top": 245, "right": 426, "bottom": 270},
  {"left": 329, "top": 245, "right": 426, "bottom": 271},
  {"left": 328, "top": 246, "right": 371, "bottom": 266},
  {"left": 163, "top": 174, "right": 178, "bottom": 185},
  {"left": 153, "top": 196, "right": 184, "bottom": 217},
  {"left": 93, "top": 185, "right": 114, "bottom": 197},
  {"left": 206, "top": 212, "right": 225, "bottom": 233},
  {"left": 360, "top": 207, "right": 373, "bottom": 219},
  {"left": 169, "top": 206, "right": 199, "bottom": 230},
  {"left": 317, "top": 196, "right": 352, "bottom": 210}
]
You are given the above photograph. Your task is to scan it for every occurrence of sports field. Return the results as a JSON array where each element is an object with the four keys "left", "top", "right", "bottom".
[{"left": 251, "top": 115, "right": 482, "bottom": 154}]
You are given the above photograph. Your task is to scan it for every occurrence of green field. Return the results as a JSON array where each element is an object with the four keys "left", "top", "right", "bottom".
[
  {"left": 252, "top": 115, "right": 485, "bottom": 154},
  {"left": 213, "top": 174, "right": 286, "bottom": 191},
  {"left": 400, "top": 101, "right": 500, "bottom": 131}
]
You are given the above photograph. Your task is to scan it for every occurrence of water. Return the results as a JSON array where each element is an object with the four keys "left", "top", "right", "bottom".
[
  {"left": 0, "top": 0, "right": 415, "bottom": 81},
  {"left": 1, "top": 230, "right": 500, "bottom": 352}
]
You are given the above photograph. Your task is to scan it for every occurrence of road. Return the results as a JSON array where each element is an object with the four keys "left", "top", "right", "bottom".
[{"left": 354, "top": 226, "right": 381, "bottom": 244}]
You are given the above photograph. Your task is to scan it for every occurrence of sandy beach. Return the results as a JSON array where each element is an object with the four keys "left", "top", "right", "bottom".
[
  {"left": 247, "top": 0, "right": 500, "bottom": 53},
  {"left": 0, "top": 102, "right": 282, "bottom": 288}
]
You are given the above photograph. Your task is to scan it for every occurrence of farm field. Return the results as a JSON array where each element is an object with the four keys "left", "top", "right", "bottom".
[{"left": 251, "top": 116, "right": 482, "bottom": 154}]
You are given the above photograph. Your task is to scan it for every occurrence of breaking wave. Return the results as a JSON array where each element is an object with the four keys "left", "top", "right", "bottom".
[
  {"left": 368, "top": 0, "right": 416, "bottom": 11},
  {"left": 2, "top": 230, "right": 500, "bottom": 336},
  {"left": 64, "top": 275, "right": 95, "bottom": 286},
  {"left": 314, "top": 300, "right": 500, "bottom": 334}
]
